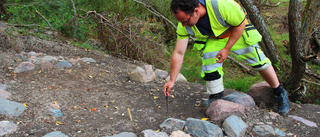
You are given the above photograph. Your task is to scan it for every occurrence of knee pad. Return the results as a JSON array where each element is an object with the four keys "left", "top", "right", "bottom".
[
  {"left": 252, "top": 63, "right": 271, "bottom": 71},
  {"left": 204, "top": 71, "right": 221, "bottom": 81},
  {"left": 206, "top": 77, "right": 224, "bottom": 94}
]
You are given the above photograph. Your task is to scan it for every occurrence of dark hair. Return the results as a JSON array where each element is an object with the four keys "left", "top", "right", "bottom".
[{"left": 170, "top": 0, "right": 199, "bottom": 15}]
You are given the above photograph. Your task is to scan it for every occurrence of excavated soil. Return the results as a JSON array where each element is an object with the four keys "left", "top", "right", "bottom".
[{"left": 0, "top": 27, "right": 319, "bottom": 137}]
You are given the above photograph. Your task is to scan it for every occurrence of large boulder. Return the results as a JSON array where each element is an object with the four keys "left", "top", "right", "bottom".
[
  {"left": 165, "top": 73, "right": 187, "bottom": 82},
  {"left": 13, "top": 62, "right": 35, "bottom": 73},
  {"left": 139, "top": 129, "right": 168, "bottom": 137},
  {"left": 0, "top": 98, "right": 27, "bottom": 116},
  {"left": 222, "top": 115, "right": 247, "bottom": 137},
  {"left": 159, "top": 118, "right": 186, "bottom": 132},
  {"left": 129, "top": 65, "right": 156, "bottom": 83},
  {"left": 247, "top": 81, "right": 275, "bottom": 108},
  {"left": 185, "top": 118, "right": 223, "bottom": 137},
  {"left": 0, "top": 89, "right": 11, "bottom": 99},
  {"left": 0, "top": 121, "right": 18, "bottom": 136},
  {"left": 206, "top": 100, "right": 245, "bottom": 121},
  {"left": 104, "top": 132, "right": 136, "bottom": 137},
  {"left": 155, "top": 69, "right": 169, "bottom": 79},
  {"left": 222, "top": 92, "right": 256, "bottom": 108},
  {"left": 170, "top": 130, "right": 191, "bottom": 137}
]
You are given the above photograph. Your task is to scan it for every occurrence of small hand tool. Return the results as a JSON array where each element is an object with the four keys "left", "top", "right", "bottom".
[{"left": 166, "top": 95, "right": 169, "bottom": 116}]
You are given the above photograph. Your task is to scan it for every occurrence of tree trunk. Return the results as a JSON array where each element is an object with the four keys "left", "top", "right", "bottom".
[
  {"left": 285, "top": 0, "right": 319, "bottom": 99},
  {"left": 301, "top": 0, "right": 320, "bottom": 55},
  {"left": 239, "top": 0, "right": 283, "bottom": 69},
  {"left": 285, "top": 0, "right": 305, "bottom": 95}
]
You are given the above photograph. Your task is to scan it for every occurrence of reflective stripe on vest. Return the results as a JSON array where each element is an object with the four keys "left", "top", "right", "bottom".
[
  {"left": 186, "top": 26, "right": 194, "bottom": 36},
  {"left": 186, "top": 0, "right": 230, "bottom": 37},
  {"left": 211, "top": 0, "right": 230, "bottom": 28}
]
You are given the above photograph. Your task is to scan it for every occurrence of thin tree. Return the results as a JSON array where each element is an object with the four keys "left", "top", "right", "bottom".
[
  {"left": 240, "top": 0, "right": 319, "bottom": 100},
  {"left": 285, "top": 0, "right": 319, "bottom": 100},
  {"left": 239, "top": 0, "right": 284, "bottom": 69}
]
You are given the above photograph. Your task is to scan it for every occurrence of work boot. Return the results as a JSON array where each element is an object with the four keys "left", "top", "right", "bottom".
[
  {"left": 273, "top": 85, "right": 290, "bottom": 116},
  {"left": 201, "top": 91, "right": 224, "bottom": 108}
]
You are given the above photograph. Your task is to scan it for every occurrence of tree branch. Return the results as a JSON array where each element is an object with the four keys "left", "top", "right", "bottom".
[
  {"left": 265, "top": 0, "right": 281, "bottom": 7},
  {"left": 35, "top": 10, "right": 54, "bottom": 30},
  {"left": 302, "top": 55, "right": 317, "bottom": 62},
  {"left": 305, "top": 64, "right": 320, "bottom": 81},
  {"left": 132, "top": 0, "right": 176, "bottom": 29},
  {"left": 79, "top": 10, "right": 137, "bottom": 48},
  {"left": 301, "top": 79, "right": 320, "bottom": 86}
]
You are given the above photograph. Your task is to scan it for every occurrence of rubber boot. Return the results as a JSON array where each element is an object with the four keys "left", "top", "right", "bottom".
[
  {"left": 201, "top": 91, "right": 224, "bottom": 108},
  {"left": 273, "top": 85, "right": 289, "bottom": 116}
]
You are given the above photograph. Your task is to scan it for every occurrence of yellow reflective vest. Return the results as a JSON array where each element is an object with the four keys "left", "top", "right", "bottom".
[
  {"left": 176, "top": 0, "right": 262, "bottom": 77},
  {"left": 176, "top": 0, "right": 262, "bottom": 51}
]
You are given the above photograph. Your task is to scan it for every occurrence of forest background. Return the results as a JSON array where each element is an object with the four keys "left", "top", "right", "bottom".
[{"left": 0, "top": 0, "right": 319, "bottom": 105}]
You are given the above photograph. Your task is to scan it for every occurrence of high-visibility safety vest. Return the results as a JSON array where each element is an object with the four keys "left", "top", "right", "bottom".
[
  {"left": 176, "top": 0, "right": 263, "bottom": 78},
  {"left": 176, "top": 0, "right": 262, "bottom": 51}
]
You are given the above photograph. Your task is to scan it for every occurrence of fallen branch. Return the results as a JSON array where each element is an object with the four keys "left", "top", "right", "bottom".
[
  {"left": 35, "top": 10, "right": 54, "bottom": 30},
  {"left": 305, "top": 64, "right": 320, "bottom": 81},
  {"left": 302, "top": 54, "right": 318, "bottom": 62},
  {"left": 266, "top": 15, "right": 273, "bottom": 23},
  {"left": 7, "top": 24, "right": 52, "bottom": 29},
  {"left": 266, "top": 0, "right": 281, "bottom": 7},
  {"left": 227, "top": 56, "right": 256, "bottom": 76},
  {"left": 301, "top": 79, "right": 320, "bottom": 86},
  {"left": 300, "top": 82, "right": 307, "bottom": 97},
  {"left": 311, "top": 26, "right": 319, "bottom": 36},
  {"left": 288, "top": 86, "right": 302, "bottom": 97}
]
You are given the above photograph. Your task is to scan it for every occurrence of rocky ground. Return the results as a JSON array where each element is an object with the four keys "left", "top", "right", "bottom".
[{"left": 0, "top": 23, "right": 320, "bottom": 137}]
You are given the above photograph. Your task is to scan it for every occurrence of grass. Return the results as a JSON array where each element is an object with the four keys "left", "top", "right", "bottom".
[
  {"left": 224, "top": 75, "right": 263, "bottom": 93},
  {"left": 180, "top": 49, "right": 204, "bottom": 84}
]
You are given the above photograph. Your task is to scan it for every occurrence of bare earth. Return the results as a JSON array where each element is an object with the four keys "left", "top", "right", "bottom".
[{"left": 0, "top": 30, "right": 319, "bottom": 137}]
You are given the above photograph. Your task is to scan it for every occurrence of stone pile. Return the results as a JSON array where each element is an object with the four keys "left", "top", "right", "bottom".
[{"left": 1, "top": 51, "right": 318, "bottom": 137}]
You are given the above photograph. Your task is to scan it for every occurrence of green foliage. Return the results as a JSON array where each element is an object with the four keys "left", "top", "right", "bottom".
[
  {"left": 5, "top": 0, "right": 172, "bottom": 41},
  {"left": 268, "top": 27, "right": 291, "bottom": 60},
  {"left": 73, "top": 42, "right": 102, "bottom": 52},
  {"left": 180, "top": 49, "right": 205, "bottom": 84},
  {"left": 7, "top": 1, "right": 72, "bottom": 26},
  {"left": 224, "top": 76, "right": 263, "bottom": 93},
  {"left": 316, "top": 99, "right": 320, "bottom": 105},
  {"left": 308, "top": 62, "right": 320, "bottom": 75}
]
